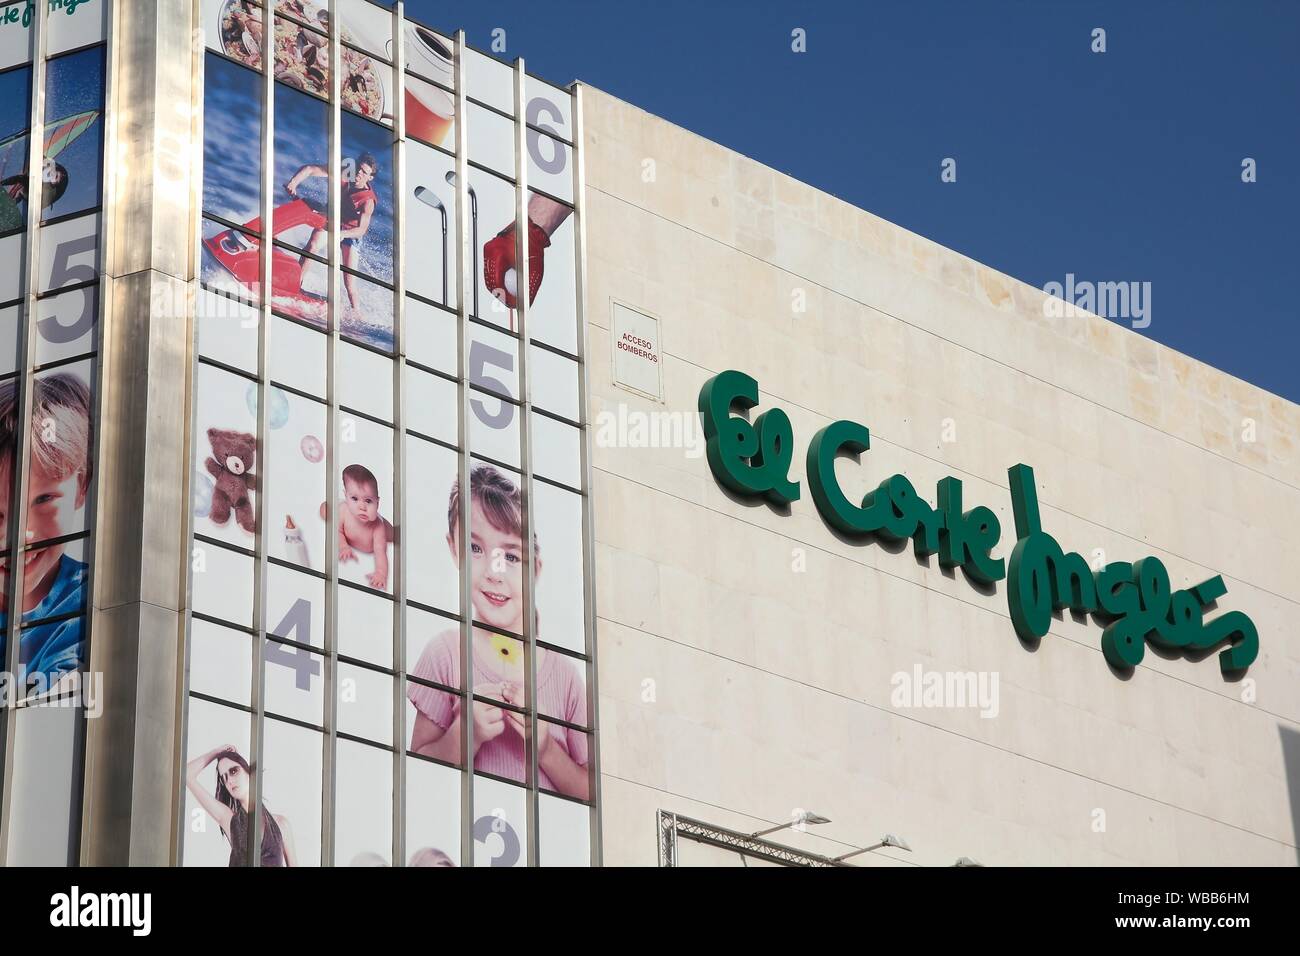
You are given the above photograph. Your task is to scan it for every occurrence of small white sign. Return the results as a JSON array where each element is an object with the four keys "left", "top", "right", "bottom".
[{"left": 611, "top": 301, "right": 661, "bottom": 401}]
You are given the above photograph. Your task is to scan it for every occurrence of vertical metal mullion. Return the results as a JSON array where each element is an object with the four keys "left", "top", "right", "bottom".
[
  {"left": 76, "top": 0, "right": 120, "bottom": 865},
  {"left": 452, "top": 29, "right": 474, "bottom": 868},
  {"left": 390, "top": 0, "right": 408, "bottom": 869},
  {"left": 249, "top": 0, "right": 277, "bottom": 870},
  {"left": 0, "top": 0, "right": 47, "bottom": 863},
  {"left": 323, "top": 0, "right": 343, "bottom": 867},
  {"left": 512, "top": 58, "right": 540, "bottom": 869},
  {"left": 173, "top": 0, "right": 207, "bottom": 867},
  {"left": 571, "top": 82, "right": 603, "bottom": 866}
]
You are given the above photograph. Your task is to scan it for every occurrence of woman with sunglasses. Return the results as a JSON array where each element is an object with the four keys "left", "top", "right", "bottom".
[{"left": 185, "top": 745, "right": 297, "bottom": 867}]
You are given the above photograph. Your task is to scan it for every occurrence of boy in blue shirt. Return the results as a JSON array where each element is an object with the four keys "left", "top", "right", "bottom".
[{"left": 0, "top": 372, "right": 92, "bottom": 690}]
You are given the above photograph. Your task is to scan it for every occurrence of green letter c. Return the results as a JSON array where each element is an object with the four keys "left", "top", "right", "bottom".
[{"left": 807, "top": 420, "right": 879, "bottom": 535}]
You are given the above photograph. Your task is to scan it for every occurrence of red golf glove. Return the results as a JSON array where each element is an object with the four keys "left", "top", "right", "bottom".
[{"left": 482, "top": 218, "right": 551, "bottom": 308}]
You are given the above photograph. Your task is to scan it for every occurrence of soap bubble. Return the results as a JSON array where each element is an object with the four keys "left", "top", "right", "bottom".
[
  {"left": 301, "top": 434, "right": 324, "bottom": 463},
  {"left": 193, "top": 470, "right": 215, "bottom": 519},
  {"left": 245, "top": 384, "right": 291, "bottom": 429}
]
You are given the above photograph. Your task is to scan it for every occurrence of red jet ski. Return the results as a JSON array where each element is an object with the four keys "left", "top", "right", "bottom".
[{"left": 203, "top": 198, "right": 329, "bottom": 322}]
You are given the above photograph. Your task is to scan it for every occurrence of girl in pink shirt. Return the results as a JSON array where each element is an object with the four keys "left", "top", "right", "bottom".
[{"left": 407, "top": 464, "right": 589, "bottom": 800}]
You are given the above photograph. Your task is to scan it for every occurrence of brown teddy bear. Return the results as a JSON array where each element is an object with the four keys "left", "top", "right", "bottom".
[{"left": 205, "top": 428, "right": 258, "bottom": 534}]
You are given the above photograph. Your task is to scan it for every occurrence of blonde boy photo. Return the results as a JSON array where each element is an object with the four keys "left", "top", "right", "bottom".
[{"left": 0, "top": 372, "right": 92, "bottom": 688}]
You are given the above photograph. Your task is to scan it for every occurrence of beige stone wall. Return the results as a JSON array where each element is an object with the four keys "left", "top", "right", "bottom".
[{"left": 580, "top": 86, "right": 1300, "bottom": 866}]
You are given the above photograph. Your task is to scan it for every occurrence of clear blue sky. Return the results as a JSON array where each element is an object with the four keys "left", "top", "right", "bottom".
[{"left": 400, "top": 0, "right": 1299, "bottom": 404}]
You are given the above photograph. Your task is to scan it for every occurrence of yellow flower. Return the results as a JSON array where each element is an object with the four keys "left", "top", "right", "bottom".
[{"left": 489, "top": 634, "right": 521, "bottom": 667}]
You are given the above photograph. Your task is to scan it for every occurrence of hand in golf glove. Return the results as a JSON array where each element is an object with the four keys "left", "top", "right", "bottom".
[{"left": 482, "top": 218, "right": 551, "bottom": 309}]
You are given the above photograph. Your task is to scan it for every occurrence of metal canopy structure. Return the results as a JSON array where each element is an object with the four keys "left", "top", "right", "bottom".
[{"left": 657, "top": 810, "right": 853, "bottom": 868}]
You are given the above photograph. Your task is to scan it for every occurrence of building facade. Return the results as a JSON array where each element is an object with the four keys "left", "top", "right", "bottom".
[
  {"left": 582, "top": 88, "right": 1298, "bottom": 867},
  {"left": 0, "top": 0, "right": 1295, "bottom": 867}
]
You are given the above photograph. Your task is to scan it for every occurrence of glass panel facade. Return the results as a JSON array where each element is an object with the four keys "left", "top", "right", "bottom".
[
  {"left": 0, "top": 0, "right": 594, "bottom": 873},
  {"left": 0, "top": 0, "right": 106, "bottom": 867},
  {"left": 183, "top": 6, "right": 595, "bottom": 867}
]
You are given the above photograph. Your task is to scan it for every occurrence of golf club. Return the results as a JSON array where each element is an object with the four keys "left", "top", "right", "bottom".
[
  {"left": 445, "top": 170, "right": 477, "bottom": 316},
  {"left": 413, "top": 184, "right": 448, "bottom": 305}
]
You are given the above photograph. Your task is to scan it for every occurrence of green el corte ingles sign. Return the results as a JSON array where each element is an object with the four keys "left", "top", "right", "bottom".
[
  {"left": 698, "top": 370, "right": 1259, "bottom": 675},
  {"left": 1, "top": 0, "right": 94, "bottom": 32}
]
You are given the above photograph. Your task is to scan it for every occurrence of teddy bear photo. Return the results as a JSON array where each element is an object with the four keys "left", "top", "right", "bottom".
[{"left": 205, "top": 428, "right": 258, "bottom": 534}]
